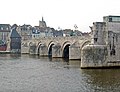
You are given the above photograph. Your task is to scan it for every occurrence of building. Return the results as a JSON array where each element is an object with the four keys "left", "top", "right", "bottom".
[
  {"left": 0, "top": 24, "right": 11, "bottom": 51},
  {"left": 17, "top": 24, "right": 32, "bottom": 40},
  {"left": 91, "top": 16, "right": 120, "bottom": 59},
  {"left": 63, "top": 29, "right": 73, "bottom": 37},
  {"left": 0, "top": 24, "right": 11, "bottom": 42},
  {"left": 91, "top": 22, "right": 106, "bottom": 45},
  {"left": 92, "top": 17, "right": 120, "bottom": 45},
  {"left": 45, "top": 27, "right": 54, "bottom": 37},
  {"left": 10, "top": 27, "right": 21, "bottom": 53},
  {"left": 74, "top": 30, "right": 83, "bottom": 36},
  {"left": 32, "top": 27, "right": 41, "bottom": 39},
  {"left": 62, "top": 29, "right": 82, "bottom": 37},
  {"left": 32, "top": 27, "right": 55, "bottom": 38},
  {"left": 103, "top": 16, "right": 120, "bottom": 59},
  {"left": 53, "top": 30, "right": 63, "bottom": 37},
  {"left": 39, "top": 17, "right": 47, "bottom": 28},
  {"left": 81, "top": 15, "right": 120, "bottom": 68}
]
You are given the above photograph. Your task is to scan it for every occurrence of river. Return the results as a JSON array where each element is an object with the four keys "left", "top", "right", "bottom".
[{"left": 0, "top": 54, "right": 119, "bottom": 92}]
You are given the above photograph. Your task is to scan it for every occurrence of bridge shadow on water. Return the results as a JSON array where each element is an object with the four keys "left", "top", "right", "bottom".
[
  {"left": 48, "top": 55, "right": 69, "bottom": 63},
  {"left": 48, "top": 56, "right": 80, "bottom": 69},
  {"left": 25, "top": 54, "right": 80, "bottom": 68},
  {"left": 9, "top": 54, "right": 21, "bottom": 60}
]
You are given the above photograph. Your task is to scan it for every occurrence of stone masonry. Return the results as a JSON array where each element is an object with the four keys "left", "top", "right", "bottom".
[{"left": 81, "top": 15, "right": 120, "bottom": 68}]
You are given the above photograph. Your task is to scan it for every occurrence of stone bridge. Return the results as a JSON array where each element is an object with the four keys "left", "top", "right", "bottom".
[{"left": 21, "top": 36, "right": 91, "bottom": 60}]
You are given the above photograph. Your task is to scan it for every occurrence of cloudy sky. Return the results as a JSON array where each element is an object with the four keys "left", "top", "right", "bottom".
[{"left": 0, "top": 0, "right": 120, "bottom": 32}]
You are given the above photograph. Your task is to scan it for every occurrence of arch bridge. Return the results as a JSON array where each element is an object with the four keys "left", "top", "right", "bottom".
[{"left": 21, "top": 36, "right": 91, "bottom": 60}]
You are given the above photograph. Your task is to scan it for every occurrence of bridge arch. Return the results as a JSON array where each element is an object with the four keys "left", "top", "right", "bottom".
[
  {"left": 62, "top": 41, "right": 71, "bottom": 58},
  {"left": 29, "top": 42, "right": 34, "bottom": 46},
  {"left": 81, "top": 40, "right": 91, "bottom": 49},
  {"left": 72, "top": 41, "right": 80, "bottom": 46},
  {"left": 29, "top": 42, "right": 37, "bottom": 54},
  {"left": 36, "top": 41, "right": 42, "bottom": 55},
  {"left": 48, "top": 41, "right": 56, "bottom": 57}
]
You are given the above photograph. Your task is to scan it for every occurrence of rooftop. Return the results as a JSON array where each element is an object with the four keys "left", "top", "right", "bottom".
[{"left": 10, "top": 28, "right": 21, "bottom": 38}]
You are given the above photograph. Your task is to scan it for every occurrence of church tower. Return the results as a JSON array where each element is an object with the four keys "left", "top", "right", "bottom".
[{"left": 39, "top": 17, "right": 47, "bottom": 28}]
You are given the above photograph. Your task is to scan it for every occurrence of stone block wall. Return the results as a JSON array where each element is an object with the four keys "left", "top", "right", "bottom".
[
  {"left": 81, "top": 45, "right": 108, "bottom": 68},
  {"left": 69, "top": 45, "right": 81, "bottom": 60},
  {"left": 39, "top": 45, "right": 48, "bottom": 56},
  {"left": 52, "top": 44, "right": 62, "bottom": 58}
]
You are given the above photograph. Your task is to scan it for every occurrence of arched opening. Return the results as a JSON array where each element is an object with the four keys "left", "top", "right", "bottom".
[
  {"left": 81, "top": 40, "right": 91, "bottom": 49},
  {"left": 63, "top": 44, "right": 70, "bottom": 59},
  {"left": 36, "top": 42, "right": 41, "bottom": 55},
  {"left": 48, "top": 44, "right": 54, "bottom": 57},
  {"left": 29, "top": 44, "right": 36, "bottom": 54},
  {"left": 29, "top": 42, "right": 33, "bottom": 46},
  {"left": 37, "top": 44, "right": 42, "bottom": 56}
]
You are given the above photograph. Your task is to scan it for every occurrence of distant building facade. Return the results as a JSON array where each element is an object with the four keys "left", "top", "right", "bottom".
[
  {"left": 17, "top": 24, "right": 32, "bottom": 40},
  {"left": 0, "top": 24, "right": 11, "bottom": 43},
  {"left": 32, "top": 27, "right": 56, "bottom": 38},
  {"left": 53, "top": 30, "right": 63, "bottom": 37},
  {"left": 32, "top": 27, "right": 41, "bottom": 39},
  {"left": 62, "top": 29, "right": 83, "bottom": 37},
  {"left": 63, "top": 29, "right": 73, "bottom": 37},
  {"left": 0, "top": 24, "right": 11, "bottom": 51}
]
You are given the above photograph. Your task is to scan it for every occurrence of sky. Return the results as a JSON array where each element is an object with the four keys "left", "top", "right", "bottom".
[{"left": 0, "top": 0, "right": 120, "bottom": 32}]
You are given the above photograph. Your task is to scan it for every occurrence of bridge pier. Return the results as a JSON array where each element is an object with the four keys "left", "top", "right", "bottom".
[
  {"left": 21, "top": 47, "right": 29, "bottom": 54},
  {"left": 52, "top": 44, "right": 62, "bottom": 58},
  {"left": 38, "top": 44, "right": 48, "bottom": 56},
  {"left": 69, "top": 45, "right": 81, "bottom": 60},
  {"left": 81, "top": 45, "right": 108, "bottom": 68},
  {"left": 29, "top": 45, "right": 37, "bottom": 55}
]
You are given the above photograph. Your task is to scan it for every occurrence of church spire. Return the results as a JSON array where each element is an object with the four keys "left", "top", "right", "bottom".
[{"left": 42, "top": 17, "right": 44, "bottom": 21}]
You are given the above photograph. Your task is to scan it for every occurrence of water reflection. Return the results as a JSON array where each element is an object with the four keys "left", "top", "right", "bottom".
[
  {"left": 81, "top": 69, "right": 120, "bottom": 92},
  {"left": 10, "top": 54, "right": 21, "bottom": 59},
  {"left": 29, "top": 54, "right": 38, "bottom": 58},
  {"left": 49, "top": 57, "right": 81, "bottom": 69},
  {"left": 0, "top": 54, "right": 20, "bottom": 61}
]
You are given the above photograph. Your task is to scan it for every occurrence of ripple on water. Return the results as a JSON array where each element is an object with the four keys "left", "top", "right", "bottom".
[{"left": 0, "top": 54, "right": 119, "bottom": 92}]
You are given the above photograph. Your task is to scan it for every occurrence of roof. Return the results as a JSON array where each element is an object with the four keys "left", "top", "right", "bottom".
[
  {"left": 11, "top": 24, "right": 18, "bottom": 29},
  {"left": 10, "top": 28, "right": 21, "bottom": 38},
  {"left": 0, "top": 24, "right": 11, "bottom": 32},
  {"left": 21, "top": 24, "right": 31, "bottom": 27},
  {"left": 0, "top": 24, "right": 11, "bottom": 27},
  {"left": 108, "top": 15, "right": 120, "bottom": 17}
]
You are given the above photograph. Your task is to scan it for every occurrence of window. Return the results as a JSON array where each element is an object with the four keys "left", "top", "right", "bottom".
[
  {"left": 109, "top": 18, "right": 112, "bottom": 22},
  {"left": 1, "top": 27, "right": 3, "bottom": 30},
  {"left": 94, "top": 38, "right": 98, "bottom": 42},
  {"left": 6, "top": 27, "right": 8, "bottom": 30}
]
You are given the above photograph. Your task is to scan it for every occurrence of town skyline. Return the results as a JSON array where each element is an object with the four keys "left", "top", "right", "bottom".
[{"left": 0, "top": 0, "right": 120, "bottom": 32}]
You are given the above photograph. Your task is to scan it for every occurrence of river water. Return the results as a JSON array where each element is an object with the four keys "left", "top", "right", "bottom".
[{"left": 0, "top": 54, "right": 120, "bottom": 92}]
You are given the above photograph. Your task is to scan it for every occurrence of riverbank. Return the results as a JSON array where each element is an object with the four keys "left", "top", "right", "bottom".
[{"left": 0, "top": 51, "right": 10, "bottom": 54}]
